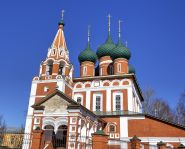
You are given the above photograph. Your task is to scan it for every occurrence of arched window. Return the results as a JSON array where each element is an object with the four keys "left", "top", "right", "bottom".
[
  {"left": 52, "top": 49, "right": 56, "bottom": 55},
  {"left": 59, "top": 62, "right": 65, "bottom": 75},
  {"left": 83, "top": 66, "right": 87, "bottom": 76},
  {"left": 93, "top": 94, "right": 102, "bottom": 112},
  {"left": 110, "top": 65, "right": 113, "bottom": 75},
  {"left": 113, "top": 92, "right": 123, "bottom": 111},
  {"left": 109, "top": 124, "right": 116, "bottom": 133},
  {"left": 117, "top": 63, "right": 121, "bottom": 73},
  {"left": 46, "top": 60, "right": 53, "bottom": 75}
]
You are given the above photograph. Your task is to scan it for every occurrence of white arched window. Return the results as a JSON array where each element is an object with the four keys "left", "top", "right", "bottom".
[{"left": 113, "top": 92, "right": 123, "bottom": 111}]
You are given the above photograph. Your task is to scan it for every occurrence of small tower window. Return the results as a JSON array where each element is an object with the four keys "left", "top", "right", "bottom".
[
  {"left": 83, "top": 66, "right": 87, "bottom": 76},
  {"left": 46, "top": 60, "right": 53, "bottom": 75},
  {"left": 77, "top": 97, "right": 82, "bottom": 104},
  {"left": 52, "top": 49, "right": 56, "bottom": 55},
  {"left": 59, "top": 62, "right": 65, "bottom": 75},
  {"left": 44, "top": 86, "right": 49, "bottom": 92},
  {"left": 117, "top": 63, "right": 121, "bottom": 73},
  {"left": 115, "top": 95, "right": 121, "bottom": 111},
  {"left": 60, "top": 50, "right": 63, "bottom": 56}
]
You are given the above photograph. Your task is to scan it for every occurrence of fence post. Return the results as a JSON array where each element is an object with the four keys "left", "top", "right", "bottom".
[
  {"left": 157, "top": 141, "right": 166, "bottom": 149},
  {"left": 31, "top": 129, "right": 43, "bottom": 149},
  {"left": 92, "top": 130, "right": 108, "bottom": 149},
  {"left": 130, "top": 135, "right": 141, "bottom": 149},
  {"left": 178, "top": 144, "right": 185, "bottom": 149}
]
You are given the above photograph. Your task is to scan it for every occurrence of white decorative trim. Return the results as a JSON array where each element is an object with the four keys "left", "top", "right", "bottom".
[
  {"left": 24, "top": 82, "right": 37, "bottom": 134},
  {"left": 99, "top": 60, "right": 112, "bottom": 65},
  {"left": 86, "top": 90, "right": 91, "bottom": 110},
  {"left": 102, "top": 80, "right": 111, "bottom": 86}
]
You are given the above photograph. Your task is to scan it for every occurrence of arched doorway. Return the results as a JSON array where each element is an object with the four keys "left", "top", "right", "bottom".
[
  {"left": 43, "top": 125, "right": 55, "bottom": 142},
  {"left": 54, "top": 125, "right": 68, "bottom": 148}
]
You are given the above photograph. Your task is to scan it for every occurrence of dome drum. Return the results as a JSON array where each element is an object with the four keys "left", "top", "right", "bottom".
[
  {"left": 80, "top": 61, "right": 95, "bottom": 77},
  {"left": 113, "top": 58, "right": 128, "bottom": 75}
]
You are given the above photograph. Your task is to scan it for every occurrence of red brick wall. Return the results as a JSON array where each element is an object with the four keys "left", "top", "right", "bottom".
[
  {"left": 36, "top": 82, "right": 57, "bottom": 96},
  {"left": 65, "top": 84, "right": 72, "bottom": 98},
  {"left": 128, "top": 116, "right": 185, "bottom": 137}
]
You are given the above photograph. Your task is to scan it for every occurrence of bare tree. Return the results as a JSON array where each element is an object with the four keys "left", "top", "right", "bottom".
[
  {"left": 174, "top": 91, "right": 185, "bottom": 126},
  {"left": 152, "top": 98, "right": 174, "bottom": 121},
  {"left": 142, "top": 87, "right": 155, "bottom": 114},
  {"left": 0, "top": 115, "right": 6, "bottom": 134},
  {"left": 142, "top": 87, "right": 174, "bottom": 122},
  {"left": 0, "top": 115, "right": 6, "bottom": 144}
]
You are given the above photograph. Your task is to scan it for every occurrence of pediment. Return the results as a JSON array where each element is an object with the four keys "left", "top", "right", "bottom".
[
  {"left": 41, "top": 94, "right": 70, "bottom": 114},
  {"left": 32, "top": 90, "right": 78, "bottom": 114}
]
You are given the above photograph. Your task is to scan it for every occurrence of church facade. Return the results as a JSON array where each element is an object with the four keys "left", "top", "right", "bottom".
[{"left": 24, "top": 14, "right": 185, "bottom": 149}]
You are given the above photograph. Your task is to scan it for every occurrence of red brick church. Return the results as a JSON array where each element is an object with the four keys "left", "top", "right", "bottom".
[{"left": 24, "top": 13, "right": 185, "bottom": 149}]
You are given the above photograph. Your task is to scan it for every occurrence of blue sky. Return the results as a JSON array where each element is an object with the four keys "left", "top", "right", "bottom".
[{"left": 0, "top": 0, "right": 185, "bottom": 127}]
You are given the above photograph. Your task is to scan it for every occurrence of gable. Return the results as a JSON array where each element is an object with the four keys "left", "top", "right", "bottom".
[{"left": 41, "top": 94, "right": 70, "bottom": 114}]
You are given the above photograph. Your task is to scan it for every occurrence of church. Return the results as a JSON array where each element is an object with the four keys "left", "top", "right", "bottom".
[{"left": 24, "top": 13, "right": 185, "bottom": 149}]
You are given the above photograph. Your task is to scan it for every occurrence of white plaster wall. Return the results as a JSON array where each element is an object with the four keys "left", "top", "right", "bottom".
[{"left": 120, "top": 117, "right": 128, "bottom": 138}]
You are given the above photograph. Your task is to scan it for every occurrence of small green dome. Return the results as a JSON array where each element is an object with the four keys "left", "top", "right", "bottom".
[
  {"left": 58, "top": 19, "right": 65, "bottom": 26},
  {"left": 129, "top": 64, "right": 135, "bottom": 74},
  {"left": 78, "top": 43, "right": 97, "bottom": 63},
  {"left": 111, "top": 39, "right": 131, "bottom": 60},
  {"left": 96, "top": 34, "right": 116, "bottom": 59}
]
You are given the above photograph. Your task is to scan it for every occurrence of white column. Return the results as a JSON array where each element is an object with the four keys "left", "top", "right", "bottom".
[
  {"left": 24, "top": 82, "right": 37, "bottom": 133},
  {"left": 86, "top": 90, "right": 90, "bottom": 110},
  {"left": 23, "top": 81, "right": 37, "bottom": 149},
  {"left": 127, "top": 87, "right": 133, "bottom": 111},
  {"left": 57, "top": 79, "right": 64, "bottom": 92},
  {"left": 106, "top": 89, "right": 111, "bottom": 111}
]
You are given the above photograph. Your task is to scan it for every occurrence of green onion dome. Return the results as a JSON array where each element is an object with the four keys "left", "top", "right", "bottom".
[
  {"left": 111, "top": 39, "right": 131, "bottom": 60},
  {"left": 96, "top": 34, "right": 116, "bottom": 59},
  {"left": 58, "top": 19, "right": 65, "bottom": 26},
  {"left": 128, "top": 64, "right": 135, "bottom": 74},
  {"left": 78, "top": 43, "right": 97, "bottom": 63}
]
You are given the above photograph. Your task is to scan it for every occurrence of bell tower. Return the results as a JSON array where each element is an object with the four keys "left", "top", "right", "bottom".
[
  {"left": 39, "top": 11, "right": 73, "bottom": 83},
  {"left": 25, "top": 12, "right": 73, "bottom": 135}
]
